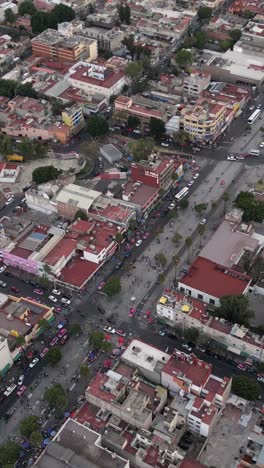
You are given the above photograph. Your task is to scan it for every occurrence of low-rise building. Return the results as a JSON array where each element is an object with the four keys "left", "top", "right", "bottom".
[
  {"left": 206, "top": 15, "right": 246, "bottom": 43},
  {"left": 114, "top": 95, "right": 165, "bottom": 122},
  {"left": 80, "top": 26, "right": 125, "bottom": 51},
  {"left": 183, "top": 70, "right": 211, "bottom": 98},
  {"left": 61, "top": 104, "right": 85, "bottom": 132},
  {"left": 236, "top": 16, "right": 264, "bottom": 56},
  {"left": 0, "top": 162, "right": 20, "bottom": 184},
  {"left": 0, "top": 1, "right": 17, "bottom": 22},
  {"left": 131, "top": 157, "right": 177, "bottom": 190}
]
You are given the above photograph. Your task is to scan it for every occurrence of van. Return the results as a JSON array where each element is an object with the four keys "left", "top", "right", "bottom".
[{"left": 249, "top": 149, "right": 260, "bottom": 156}]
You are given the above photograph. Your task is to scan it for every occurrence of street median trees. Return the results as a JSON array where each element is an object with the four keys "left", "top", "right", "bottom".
[
  {"left": 20, "top": 415, "right": 40, "bottom": 438},
  {"left": 104, "top": 275, "right": 121, "bottom": 297},
  {"left": 46, "top": 346, "right": 62, "bottom": 367},
  {"left": 44, "top": 383, "right": 68, "bottom": 411}
]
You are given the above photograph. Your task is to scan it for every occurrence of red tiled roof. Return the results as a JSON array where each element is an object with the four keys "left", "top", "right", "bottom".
[
  {"left": 180, "top": 458, "right": 208, "bottom": 468},
  {"left": 162, "top": 353, "right": 212, "bottom": 388},
  {"left": 180, "top": 256, "right": 251, "bottom": 299},
  {"left": 69, "top": 65, "right": 125, "bottom": 89},
  {"left": 59, "top": 256, "right": 99, "bottom": 288},
  {"left": 44, "top": 238, "right": 76, "bottom": 266}
]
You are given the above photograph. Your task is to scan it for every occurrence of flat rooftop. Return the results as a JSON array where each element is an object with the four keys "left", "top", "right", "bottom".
[
  {"left": 59, "top": 255, "right": 99, "bottom": 289},
  {"left": 123, "top": 182, "right": 159, "bottom": 207},
  {"left": 162, "top": 352, "right": 212, "bottom": 388},
  {"left": 56, "top": 184, "right": 101, "bottom": 211},
  {"left": 121, "top": 339, "right": 170, "bottom": 372}
]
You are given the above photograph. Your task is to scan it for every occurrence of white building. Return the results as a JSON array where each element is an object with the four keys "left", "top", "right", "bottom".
[
  {"left": 183, "top": 70, "right": 211, "bottom": 97},
  {"left": 0, "top": 334, "right": 13, "bottom": 376},
  {"left": 0, "top": 1, "right": 17, "bottom": 22}
]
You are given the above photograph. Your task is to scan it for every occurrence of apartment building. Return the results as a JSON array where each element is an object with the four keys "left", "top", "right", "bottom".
[
  {"left": 114, "top": 96, "right": 165, "bottom": 122},
  {"left": 61, "top": 104, "right": 84, "bottom": 131},
  {"left": 131, "top": 157, "right": 177, "bottom": 190},
  {"left": 80, "top": 26, "right": 124, "bottom": 51},
  {"left": 32, "top": 29, "right": 97, "bottom": 63},
  {"left": 183, "top": 70, "right": 211, "bottom": 97}
]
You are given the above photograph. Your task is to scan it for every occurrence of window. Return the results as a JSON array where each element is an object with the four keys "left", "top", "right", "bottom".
[
  {"left": 198, "top": 294, "right": 203, "bottom": 300},
  {"left": 209, "top": 298, "right": 215, "bottom": 305}
]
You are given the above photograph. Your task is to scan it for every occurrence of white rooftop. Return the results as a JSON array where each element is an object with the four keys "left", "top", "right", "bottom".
[
  {"left": 121, "top": 339, "right": 170, "bottom": 372},
  {"left": 55, "top": 183, "right": 101, "bottom": 211}
]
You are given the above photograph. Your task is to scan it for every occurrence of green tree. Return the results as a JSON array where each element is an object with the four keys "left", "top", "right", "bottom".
[
  {"left": 154, "top": 252, "right": 167, "bottom": 268},
  {"left": 174, "top": 130, "right": 190, "bottom": 148},
  {"left": 193, "top": 31, "right": 207, "bottom": 49},
  {"left": 18, "top": 0, "right": 36, "bottom": 15},
  {"left": 29, "top": 431, "right": 43, "bottom": 448},
  {"left": 223, "top": 191, "right": 230, "bottom": 213},
  {"left": 179, "top": 198, "right": 189, "bottom": 210},
  {"left": 31, "top": 11, "right": 49, "bottom": 34},
  {"left": 16, "top": 82, "right": 38, "bottom": 99},
  {"left": 197, "top": 223, "right": 206, "bottom": 247},
  {"left": 4, "top": 8, "right": 16, "bottom": 23},
  {"left": 127, "top": 115, "right": 140, "bottom": 129},
  {"left": 20, "top": 415, "right": 40, "bottom": 438},
  {"left": 89, "top": 330, "right": 105, "bottom": 349},
  {"left": 220, "top": 39, "right": 233, "bottom": 51},
  {"left": 218, "top": 295, "right": 254, "bottom": 326},
  {"left": 0, "top": 79, "right": 16, "bottom": 98},
  {"left": 47, "top": 347, "right": 62, "bottom": 367},
  {"left": 125, "top": 61, "right": 143, "bottom": 81},
  {"left": 185, "top": 327, "right": 199, "bottom": 343},
  {"left": 230, "top": 29, "right": 242, "bottom": 42},
  {"left": 232, "top": 375, "right": 260, "bottom": 400},
  {"left": 38, "top": 318, "right": 50, "bottom": 332},
  {"left": 175, "top": 49, "right": 193, "bottom": 68},
  {"left": 173, "top": 255, "right": 180, "bottom": 281},
  {"left": 172, "top": 232, "right": 182, "bottom": 245},
  {"left": 235, "top": 191, "right": 264, "bottom": 223},
  {"left": 69, "top": 323, "right": 82, "bottom": 337},
  {"left": 17, "top": 137, "right": 34, "bottom": 159},
  {"left": 49, "top": 4, "right": 75, "bottom": 24},
  {"left": 74, "top": 209, "right": 88, "bottom": 221},
  {"left": 128, "top": 137, "right": 154, "bottom": 161},
  {"left": 115, "top": 232, "right": 123, "bottom": 250},
  {"left": 0, "top": 135, "right": 12, "bottom": 155},
  {"left": 87, "top": 116, "right": 108, "bottom": 138},
  {"left": 118, "top": 3, "right": 125, "bottom": 22},
  {"left": 44, "top": 383, "right": 68, "bottom": 410},
  {"left": 185, "top": 237, "right": 192, "bottom": 261},
  {"left": 15, "top": 335, "right": 25, "bottom": 347},
  {"left": 194, "top": 203, "right": 208, "bottom": 214},
  {"left": 149, "top": 117, "right": 165, "bottom": 139},
  {"left": 0, "top": 441, "right": 20, "bottom": 466},
  {"left": 197, "top": 6, "right": 212, "bottom": 20},
  {"left": 124, "top": 4, "right": 131, "bottom": 24},
  {"left": 104, "top": 275, "right": 121, "bottom": 297},
  {"left": 32, "top": 165, "right": 60, "bottom": 185},
  {"left": 251, "top": 256, "right": 264, "bottom": 283},
  {"left": 80, "top": 364, "right": 90, "bottom": 380}
]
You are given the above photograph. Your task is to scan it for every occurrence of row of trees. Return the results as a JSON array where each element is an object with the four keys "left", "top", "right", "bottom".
[
  {"left": 0, "top": 135, "right": 47, "bottom": 160},
  {"left": 118, "top": 3, "right": 130, "bottom": 24},
  {"left": 0, "top": 79, "right": 37, "bottom": 99}
]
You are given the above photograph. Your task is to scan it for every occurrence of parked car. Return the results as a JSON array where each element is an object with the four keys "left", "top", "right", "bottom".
[
  {"left": 40, "top": 347, "right": 49, "bottom": 358},
  {"left": 182, "top": 343, "right": 192, "bottom": 352},
  {"left": 29, "top": 358, "right": 39, "bottom": 368},
  {"left": 52, "top": 289, "right": 61, "bottom": 296},
  {"left": 49, "top": 295, "right": 58, "bottom": 303},
  {"left": 187, "top": 180, "right": 194, "bottom": 187},
  {"left": 17, "top": 375, "right": 25, "bottom": 386},
  {"left": 49, "top": 336, "right": 59, "bottom": 347},
  {"left": 60, "top": 334, "right": 69, "bottom": 345},
  {"left": 161, "top": 142, "right": 169, "bottom": 147},
  {"left": 129, "top": 307, "right": 137, "bottom": 317},
  {"left": 17, "top": 385, "right": 27, "bottom": 397},
  {"left": 34, "top": 288, "right": 44, "bottom": 295},
  {"left": 103, "top": 326, "right": 116, "bottom": 334},
  {"left": 237, "top": 363, "right": 247, "bottom": 371},
  {"left": 57, "top": 328, "right": 67, "bottom": 339},
  {"left": 11, "top": 286, "right": 19, "bottom": 293},
  {"left": 97, "top": 281, "right": 106, "bottom": 290},
  {"left": 135, "top": 239, "right": 142, "bottom": 247},
  {"left": 227, "top": 156, "right": 236, "bottom": 161},
  {"left": 0, "top": 265, "right": 6, "bottom": 273},
  {"left": 116, "top": 329, "right": 126, "bottom": 337},
  {"left": 61, "top": 297, "right": 71, "bottom": 305},
  {"left": 143, "top": 232, "right": 150, "bottom": 240},
  {"left": 0, "top": 280, "right": 7, "bottom": 288},
  {"left": 200, "top": 218, "right": 207, "bottom": 225}
]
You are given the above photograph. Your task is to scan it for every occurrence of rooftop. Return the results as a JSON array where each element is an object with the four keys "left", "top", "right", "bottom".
[
  {"left": 179, "top": 458, "right": 208, "bottom": 468},
  {"left": 121, "top": 339, "right": 170, "bottom": 373},
  {"left": 162, "top": 352, "right": 212, "bottom": 388},
  {"left": 68, "top": 62, "right": 125, "bottom": 89},
  {"left": 59, "top": 255, "right": 99, "bottom": 288},
  {"left": 43, "top": 238, "right": 77, "bottom": 267},
  {"left": 179, "top": 256, "right": 251, "bottom": 299},
  {"left": 56, "top": 184, "right": 101, "bottom": 211},
  {"left": 122, "top": 181, "right": 159, "bottom": 207}
]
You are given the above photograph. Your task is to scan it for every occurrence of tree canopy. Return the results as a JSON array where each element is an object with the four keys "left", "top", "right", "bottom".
[
  {"left": 5, "top": 8, "right": 16, "bottom": 23},
  {"left": 0, "top": 441, "right": 20, "bottom": 466},
  {"left": 31, "top": 4, "right": 75, "bottom": 33},
  {"left": 174, "top": 130, "right": 190, "bottom": 147},
  {"left": 118, "top": 4, "right": 130, "bottom": 24},
  {"left": 19, "top": 0, "right": 36, "bottom": 16},
  {"left": 128, "top": 137, "right": 154, "bottom": 161},
  {"left": 69, "top": 323, "right": 82, "bottom": 337},
  {"left": 47, "top": 347, "right": 62, "bottom": 367},
  {"left": 30, "top": 431, "right": 43, "bottom": 447},
  {"left": 154, "top": 252, "right": 167, "bottom": 268},
  {"left": 0, "top": 79, "right": 37, "bottom": 99},
  {"left": 32, "top": 165, "right": 60, "bottom": 185},
  {"left": 44, "top": 383, "right": 68, "bottom": 410},
  {"left": 125, "top": 61, "right": 143, "bottom": 81},
  {"left": 217, "top": 295, "right": 254, "bottom": 326},
  {"left": 235, "top": 191, "right": 264, "bottom": 223},
  {"left": 89, "top": 330, "right": 112, "bottom": 352},
  {"left": 104, "top": 275, "right": 121, "bottom": 297},
  {"left": 20, "top": 415, "right": 40, "bottom": 438},
  {"left": 197, "top": 6, "right": 212, "bottom": 20},
  {"left": 149, "top": 117, "right": 165, "bottom": 139},
  {"left": 232, "top": 375, "right": 260, "bottom": 400},
  {"left": 127, "top": 115, "right": 140, "bottom": 129},
  {"left": 87, "top": 116, "right": 108, "bottom": 138},
  {"left": 175, "top": 49, "right": 193, "bottom": 68},
  {"left": 74, "top": 209, "right": 88, "bottom": 221}
]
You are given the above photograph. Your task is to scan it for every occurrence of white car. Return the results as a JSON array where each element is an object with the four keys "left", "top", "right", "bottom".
[
  {"left": 258, "top": 377, "right": 264, "bottom": 383},
  {"left": 103, "top": 326, "right": 116, "bottom": 334},
  {"left": 135, "top": 239, "right": 142, "bottom": 247},
  {"left": 18, "top": 375, "right": 24, "bottom": 386},
  {"left": 168, "top": 203, "right": 176, "bottom": 210},
  {"left": 200, "top": 218, "right": 207, "bottom": 225},
  {"left": 188, "top": 180, "right": 194, "bottom": 187},
  {"left": 61, "top": 297, "right": 71, "bottom": 305},
  {"left": 161, "top": 142, "right": 169, "bottom": 147},
  {"left": 49, "top": 295, "right": 57, "bottom": 303},
  {"left": 52, "top": 289, "right": 61, "bottom": 295},
  {"left": 0, "top": 265, "right": 6, "bottom": 273},
  {"left": 193, "top": 173, "right": 199, "bottom": 179},
  {"left": 182, "top": 343, "right": 192, "bottom": 352},
  {"left": 259, "top": 142, "right": 264, "bottom": 149},
  {"left": 133, "top": 129, "right": 141, "bottom": 134},
  {"left": 5, "top": 198, "right": 14, "bottom": 206},
  {"left": 4, "top": 383, "right": 17, "bottom": 397},
  {"left": 29, "top": 358, "right": 39, "bottom": 368},
  {"left": 227, "top": 156, "right": 236, "bottom": 161}
]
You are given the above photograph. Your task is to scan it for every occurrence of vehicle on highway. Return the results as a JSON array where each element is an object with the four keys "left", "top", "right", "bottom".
[
  {"left": 17, "top": 375, "right": 24, "bottom": 386},
  {"left": 97, "top": 281, "right": 105, "bottom": 290},
  {"left": 143, "top": 232, "right": 150, "bottom": 240},
  {"left": 4, "top": 383, "right": 17, "bottom": 397},
  {"left": 34, "top": 288, "right": 44, "bottom": 295},
  {"left": 103, "top": 326, "right": 115, "bottom": 334},
  {"left": 57, "top": 328, "right": 67, "bottom": 339},
  {"left": 61, "top": 297, "right": 71, "bottom": 305},
  {"left": 236, "top": 155, "right": 245, "bottom": 160},
  {"left": 0, "top": 280, "right": 7, "bottom": 288},
  {"left": 49, "top": 336, "right": 59, "bottom": 347},
  {"left": 116, "top": 329, "right": 126, "bottom": 337},
  {"left": 17, "top": 385, "right": 27, "bottom": 397},
  {"left": 60, "top": 334, "right": 69, "bottom": 345},
  {"left": 129, "top": 307, "right": 137, "bottom": 317},
  {"left": 40, "top": 347, "right": 49, "bottom": 358},
  {"left": 133, "top": 129, "right": 141, "bottom": 134},
  {"left": 11, "top": 286, "right": 20, "bottom": 293},
  {"left": 29, "top": 358, "right": 39, "bottom": 368},
  {"left": 182, "top": 343, "right": 192, "bottom": 352},
  {"left": 248, "top": 109, "right": 261, "bottom": 125},
  {"left": 193, "top": 173, "right": 199, "bottom": 179},
  {"left": 175, "top": 187, "right": 189, "bottom": 202},
  {"left": 52, "top": 289, "right": 61, "bottom": 296},
  {"left": 200, "top": 218, "right": 207, "bottom": 225},
  {"left": 135, "top": 239, "right": 142, "bottom": 247},
  {"left": 0, "top": 265, "right": 6, "bottom": 273},
  {"left": 49, "top": 295, "right": 58, "bottom": 303}
]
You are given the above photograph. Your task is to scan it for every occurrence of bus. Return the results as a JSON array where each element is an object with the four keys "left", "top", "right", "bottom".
[
  {"left": 175, "top": 187, "right": 189, "bottom": 202},
  {"left": 248, "top": 109, "right": 261, "bottom": 125}
]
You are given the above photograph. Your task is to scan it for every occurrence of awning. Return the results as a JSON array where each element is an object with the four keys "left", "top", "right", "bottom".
[{"left": 227, "top": 346, "right": 241, "bottom": 355}]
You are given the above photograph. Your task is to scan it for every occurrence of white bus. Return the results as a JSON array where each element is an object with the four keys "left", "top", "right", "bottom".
[
  {"left": 175, "top": 187, "right": 189, "bottom": 202},
  {"left": 248, "top": 109, "right": 261, "bottom": 125}
]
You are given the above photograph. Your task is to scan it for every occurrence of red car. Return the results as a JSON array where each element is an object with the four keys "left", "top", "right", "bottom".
[
  {"left": 17, "top": 385, "right": 27, "bottom": 397},
  {"left": 116, "top": 329, "right": 126, "bottom": 337},
  {"left": 55, "top": 306, "right": 62, "bottom": 313},
  {"left": 129, "top": 307, "right": 136, "bottom": 317},
  {"left": 49, "top": 336, "right": 59, "bottom": 347},
  {"left": 143, "top": 232, "right": 150, "bottom": 240},
  {"left": 40, "top": 347, "right": 49, "bottom": 358},
  {"left": 11, "top": 286, "right": 19, "bottom": 293},
  {"left": 60, "top": 334, "right": 69, "bottom": 345},
  {"left": 57, "top": 328, "right": 67, "bottom": 339},
  {"left": 34, "top": 288, "right": 44, "bottom": 295},
  {"left": 97, "top": 281, "right": 105, "bottom": 291}
]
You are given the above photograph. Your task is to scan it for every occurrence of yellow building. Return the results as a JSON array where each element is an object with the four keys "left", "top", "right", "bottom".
[{"left": 62, "top": 105, "right": 84, "bottom": 130}]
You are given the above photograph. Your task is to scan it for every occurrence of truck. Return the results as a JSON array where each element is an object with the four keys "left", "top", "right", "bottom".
[{"left": 6, "top": 154, "right": 24, "bottom": 162}]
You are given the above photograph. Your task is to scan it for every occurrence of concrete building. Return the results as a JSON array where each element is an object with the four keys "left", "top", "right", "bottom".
[
  {"left": 62, "top": 104, "right": 84, "bottom": 131},
  {"left": 0, "top": 1, "right": 17, "bottom": 21},
  {"left": 131, "top": 157, "right": 177, "bottom": 190},
  {"left": 0, "top": 162, "right": 20, "bottom": 184},
  {"left": 56, "top": 184, "right": 102, "bottom": 219},
  {"left": 32, "top": 29, "right": 97, "bottom": 63},
  {"left": 100, "top": 144, "right": 122, "bottom": 163},
  {"left": 0, "top": 334, "right": 13, "bottom": 377},
  {"left": 114, "top": 96, "right": 165, "bottom": 122},
  {"left": 236, "top": 17, "right": 264, "bottom": 56},
  {"left": 80, "top": 26, "right": 124, "bottom": 51},
  {"left": 68, "top": 62, "right": 126, "bottom": 103},
  {"left": 183, "top": 70, "right": 211, "bottom": 98}
]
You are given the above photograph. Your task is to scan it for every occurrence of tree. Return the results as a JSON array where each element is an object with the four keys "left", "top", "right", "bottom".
[
  {"left": 74, "top": 209, "right": 88, "bottom": 221},
  {"left": 173, "top": 255, "right": 180, "bottom": 281},
  {"left": 69, "top": 323, "right": 81, "bottom": 337},
  {"left": 20, "top": 415, "right": 40, "bottom": 438},
  {"left": 125, "top": 61, "right": 143, "bottom": 81},
  {"left": 149, "top": 117, "right": 165, "bottom": 139},
  {"left": 31, "top": 11, "right": 49, "bottom": 34},
  {"left": 174, "top": 130, "right": 190, "bottom": 148},
  {"left": 197, "top": 6, "right": 212, "bottom": 20},
  {"left": 185, "top": 327, "right": 199, "bottom": 343},
  {"left": 29, "top": 431, "right": 43, "bottom": 448},
  {"left": 154, "top": 252, "right": 167, "bottom": 268},
  {"left": 80, "top": 364, "right": 90, "bottom": 380},
  {"left": 0, "top": 441, "right": 20, "bottom": 466},
  {"left": 5, "top": 8, "right": 16, "bottom": 23},
  {"left": 47, "top": 347, "right": 62, "bottom": 367},
  {"left": 89, "top": 330, "right": 105, "bottom": 349},
  {"left": 118, "top": 3, "right": 125, "bottom": 22},
  {"left": 179, "top": 198, "right": 189, "bottom": 210},
  {"left": 19, "top": 0, "right": 36, "bottom": 16},
  {"left": 17, "top": 137, "right": 34, "bottom": 159},
  {"left": 115, "top": 232, "right": 123, "bottom": 250},
  {"left": 230, "top": 29, "right": 242, "bottom": 42},
  {"left": 232, "top": 376, "right": 260, "bottom": 400},
  {"left": 172, "top": 232, "right": 182, "bottom": 245},
  {"left": 127, "top": 115, "right": 140, "bottom": 130},
  {"left": 17, "top": 82, "right": 38, "bottom": 99},
  {"left": 220, "top": 39, "right": 233, "bottom": 51},
  {"left": 15, "top": 335, "right": 25, "bottom": 347},
  {"left": 185, "top": 237, "right": 192, "bottom": 261},
  {"left": 223, "top": 191, "right": 230, "bottom": 213},
  {"left": 104, "top": 275, "right": 121, "bottom": 296},
  {"left": 197, "top": 223, "right": 206, "bottom": 247},
  {"left": 251, "top": 257, "right": 264, "bottom": 283},
  {"left": 193, "top": 31, "right": 207, "bottom": 49},
  {"left": 235, "top": 191, "right": 264, "bottom": 223},
  {"left": 217, "top": 295, "right": 254, "bottom": 326},
  {"left": 87, "top": 116, "right": 108, "bottom": 138},
  {"left": 44, "top": 383, "right": 68, "bottom": 410},
  {"left": 38, "top": 318, "right": 50, "bottom": 332},
  {"left": 124, "top": 4, "right": 131, "bottom": 24},
  {"left": 32, "top": 165, "right": 60, "bottom": 185},
  {"left": 128, "top": 137, "right": 154, "bottom": 161},
  {"left": 194, "top": 203, "right": 208, "bottom": 214},
  {"left": 175, "top": 49, "right": 193, "bottom": 68},
  {"left": 49, "top": 4, "right": 75, "bottom": 23},
  {"left": 0, "top": 135, "right": 12, "bottom": 155}
]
